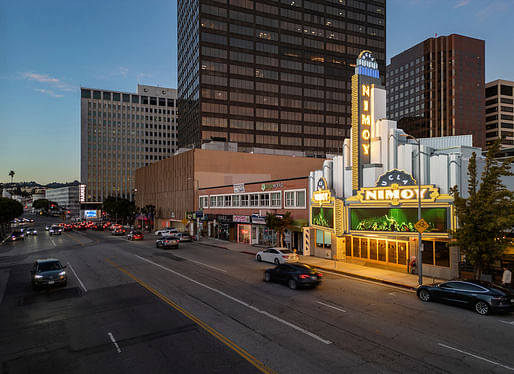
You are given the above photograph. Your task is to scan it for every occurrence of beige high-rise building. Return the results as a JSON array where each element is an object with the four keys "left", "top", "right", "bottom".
[{"left": 80, "top": 84, "right": 177, "bottom": 202}]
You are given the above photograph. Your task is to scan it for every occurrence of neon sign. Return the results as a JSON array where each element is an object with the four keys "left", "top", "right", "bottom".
[
  {"left": 361, "top": 84, "right": 371, "bottom": 156},
  {"left": 355, "top": 184, "right": 440, "bottom": 206}
]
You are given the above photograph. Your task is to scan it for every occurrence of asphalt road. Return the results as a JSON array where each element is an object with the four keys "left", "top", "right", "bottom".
[{"left": 1, "top": 215, "right": 513, "bottom": 374}]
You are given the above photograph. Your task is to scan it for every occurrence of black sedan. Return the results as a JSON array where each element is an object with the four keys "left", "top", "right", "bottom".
[
  {"left": 264, "top": 263, "right": 323, "bottom": 290},
  {"left": 417, "top": 279, "right": 514, "bottom": 315}
]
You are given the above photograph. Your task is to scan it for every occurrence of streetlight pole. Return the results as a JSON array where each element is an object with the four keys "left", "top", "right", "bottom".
[{"left": 402, "top": 134, "right": 423, "bottom": 285}]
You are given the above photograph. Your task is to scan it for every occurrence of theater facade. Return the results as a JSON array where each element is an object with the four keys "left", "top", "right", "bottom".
[{"left": 304, "top": 51, "right": 481, "bottom": 280}]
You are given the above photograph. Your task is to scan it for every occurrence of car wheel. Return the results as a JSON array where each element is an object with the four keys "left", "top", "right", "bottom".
[
  {"left": 156, "top": 243, "right": 159, "bottom": 248},
  {"left": 157, "top": 232, "right": 161, "bottom": 236},
  {"left": 264, "top": 272, "right": 271, "bottom": 282},
  {"left": 475, "top": 301, "right": 490, "bottom": 315},
  {"left": 418, "top": 289, "right": 431, "bottom": 302},
  {"left": 288, "top": 279, "right": 297, "bottom": 290},
  {"left": 257, "top": 255, "right": 262, "bottom": 262},
  {"left": 274, "top": 258, "right": 280, "bottom": 265}
]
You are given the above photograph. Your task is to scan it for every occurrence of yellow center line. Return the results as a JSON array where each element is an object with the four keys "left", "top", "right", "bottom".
[
  {"left": 64, "top": 232, "right": 84, "bottom": 246},
  {"left": 105, "top": 258, "right": 277, "bottom": 374}
]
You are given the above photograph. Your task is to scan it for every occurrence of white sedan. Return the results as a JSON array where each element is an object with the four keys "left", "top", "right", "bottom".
[
  {"left": 154, "top": 228, "right": 178, "bottom": 236},
  {"left": 256, "top": 248, "right": 299, "bottom": 265}
]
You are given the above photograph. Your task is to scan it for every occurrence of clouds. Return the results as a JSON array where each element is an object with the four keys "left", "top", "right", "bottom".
[
  {"left": 119, "top": 67, "right": 129, "bottom": 77},
  {"left": 454, "top": 0, "right": 470, "bottom": 8},
  {"left": 22, "top": 72, "right": 76, "bottom": 97}
]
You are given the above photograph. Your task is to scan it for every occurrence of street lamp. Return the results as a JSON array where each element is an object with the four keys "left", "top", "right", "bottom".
[{"left": 401, "top": 134, "right": 423, "bottom": 286}]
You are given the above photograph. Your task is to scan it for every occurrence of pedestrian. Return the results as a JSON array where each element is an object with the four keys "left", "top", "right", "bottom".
[{"left": 502, "top": 267, "right": 512, "bottom": 289}]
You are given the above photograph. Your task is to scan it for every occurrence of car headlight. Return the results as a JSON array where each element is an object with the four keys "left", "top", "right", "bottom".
[
  {"left": 59, "top": 271, "right": 66, "bottom": 276},
  {"left": 34, "top": 274, "right": 43, "bottom": 279}
]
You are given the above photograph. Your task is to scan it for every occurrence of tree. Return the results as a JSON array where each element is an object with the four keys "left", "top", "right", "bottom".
[
  {"left": 8, "top": 170, "right": 15, "bottom": 184},
  {"left": 33, "top": 199, "right": 51, "bottom": 211},
  {"left": 265, "top": 211, "right": 295, "bottom": 247},
  {"left": 450, "top": 141, "right": 514, "bottom": 279},
  {"left": 0, "top": 197, "right": 23, "bottom": 224},
  {"left": 102, "top": 196, "right": 136, "bottom": 224}
]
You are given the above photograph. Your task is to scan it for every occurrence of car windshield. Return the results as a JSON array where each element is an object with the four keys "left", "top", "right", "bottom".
[
  {"left": 292, "top": 264, "right": 313, "bottom": 270},
  {"left": 279, "top": 250, "right": 293, "bottom": 254},
  {"left": 38, "top": 261, "right": 62, "bottom": 272}
]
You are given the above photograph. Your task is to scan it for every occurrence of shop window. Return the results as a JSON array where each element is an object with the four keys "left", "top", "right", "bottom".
[
  {"left": 369, "top": 239, "right": 377, "bottom": 260},
  {"left": 388, "top": 241, "right": 397, "bottom": 264},
  {"left": 360, "top": 238, "right": 368, "bottom": 259},
  {"left": 345, "top": 237, "right": 352, "bottom": 256},
  {"left": 398, "top": 242, "right": 407, "bottom": 265},
  {"left": 435, "top": 241, "right": 450, "bottom": 267},
  {"left": 353, "top": 237, "right": 360, "bottom": 257},
  {"left": 422, "top": 240, "right": 434, "bottom": 265},
  {"left": 378, "top": 240, "right": 386, "bottom": 261},
  {"left": 316, "top": 230, "right": 331, "bottom": 249}
]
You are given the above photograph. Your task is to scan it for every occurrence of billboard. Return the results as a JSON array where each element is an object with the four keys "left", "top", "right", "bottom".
[
  {"left": 311, "top": 207, "right": 334, "bottom": 229},
  {"left": 84, "top": 210, "right": 97, "bottom": 218},
  {"left": 350, "top": 207, "right": 448, "bottom": 233}
]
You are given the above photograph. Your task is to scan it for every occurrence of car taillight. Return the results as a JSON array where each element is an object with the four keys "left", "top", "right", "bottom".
[
  {"left": 317, "top": 273, "right": 323, "bottom": 277},
  {"left": 282, "top": 255, "right": 288, "bottom": 258},
  {"left": 299, "top": 274, "right": 310, "bottom": 279}
]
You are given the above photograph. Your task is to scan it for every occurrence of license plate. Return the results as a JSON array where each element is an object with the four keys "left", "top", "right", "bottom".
[{"left": 48, "top": 280, "right": 54, "bottom": 285}]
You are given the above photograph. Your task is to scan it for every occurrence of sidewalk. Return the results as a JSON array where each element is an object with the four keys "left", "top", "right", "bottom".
[{"left": 197, "top": 237, "right": 443, "bottom": 290}]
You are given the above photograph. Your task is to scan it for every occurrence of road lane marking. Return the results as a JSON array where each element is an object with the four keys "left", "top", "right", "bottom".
[
  {"left": 67, "top": 262, "right": 88, "bottom": 292},
  {"left": 105, "top": 258, "right": 276, "bottom": 374},
  {"left": 500, "top": 320, "right": 514, "bottom": 326},
  {"left": 135, "top": 255, "right": 332, "bottom": 345},
  {"left": 172, "top": 255, "right": 227, "bottom": 273},
  {"left": 316, "top": 301, "right": 346, "bottom": 313},
  {"left": 315, "top": 269, "right": 416, "bottom": 293},
  {"left": 438, "top": 343, "right": 514, "bottom": 371},
  {"left": 50, "top": 238, "right": 56, "bottom": 247},
  {"left": 108, "top": 332, "right": 122, "bottom": 353}
]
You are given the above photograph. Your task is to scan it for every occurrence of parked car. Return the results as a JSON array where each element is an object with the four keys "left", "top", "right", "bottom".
[
  {"left": 10, "top": 231, "right": 24, "bottom": 241},
  {"left": 45, "top": 225, "right": 51, "bottom": 231},
  {"left": 156, "top": 235, "right": 180, "bottom": 249},
  {"left": 127, "top": 231, "right": 144, "bottom": 240},
  {"left": 417, "top": 279, "right": 514, "bottom": 315},
  {"left": 112, "top": 228, "right": 126, "bottom": 236},
  {"left": 175, "top": 232, "right": 193, "bottom": 242},
  {"left": 154, "top": 228, "right": 179, "bottom": 236},
  {"left": 31, "top": 258, "right": 67, "bottom": 290},
  {"left": 49, "top": 226, "right": 62, "bottom": 236},
  {"left": 25, "top": 228, "right": 38, "bottom": 236},
  {"left": 256, "top": 247, "right": 299, "bottom": 264},
  {"left": 264, "top": 263, "right": 323, "bottom": 290}
]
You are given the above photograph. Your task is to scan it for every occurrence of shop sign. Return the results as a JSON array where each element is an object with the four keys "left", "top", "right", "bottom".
[
  {"left": 251, "top": 215, "right": 266, "bottom": 224},
  {"left": 312, "top": 177, "right": 333, "bottom": 204},
  {"left": 217, "top": 215, "right": 232, "bottom": 223},
  {"left": 234, "top": 183, "right": 245, "bottom": 193},
  {"left": 195, "top": 210, "right": 204, "bottom": 218},
  {"left": 233, "top": 215, "right": 250, "bottom": 223},
  {"left": 355, "top": 184, "right": 440, "bottom": 206},
  {"left": 376, "top": 169, "right": 416, "bottom": 187},
  {"left": 79, "top": 184, "right": 86, "bottom": 203},
  {"left": 261, "top": 182, "right": 283, "bottom": 191}
]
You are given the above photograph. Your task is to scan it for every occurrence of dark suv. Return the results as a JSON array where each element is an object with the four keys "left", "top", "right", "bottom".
[
  {"left": 31, "top": 259, "right": 67, "bottom": 290},
  {"left": 11, "top": 231, "right": 24, "bottom": 241}
]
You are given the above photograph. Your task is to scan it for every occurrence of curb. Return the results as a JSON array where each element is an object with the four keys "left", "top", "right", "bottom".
[
  {"left": 197, "top": 240, "right": 417, "bottom": 291},
  {"left": 307, "top": 264, "right": 417, "bottom": 291}
]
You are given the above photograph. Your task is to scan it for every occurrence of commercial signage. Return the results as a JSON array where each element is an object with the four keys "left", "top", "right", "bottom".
[
  {"left": 217, "top": 215, "right": 232, "bottom": 223},
  {"left": 261, "top": 182, "right": 283, "bottom": 191},
  {"left": 233, "top": 215, "right": 250, "bottom": 223},
  {"left": 350, "top": 207, "right": 449, "bottom": 233},
  {"left": 312, "top": 177, "right": 333, "bottom": 204},
  {"left": 376, "top": 169, "right": 416, "bottom": 187},
  {"left": 251, "top": 215, "right": 266, "bottom": 224},
  {"left": 79, "top": 184, "right": 86, "bottom": 203},
  {"left": 351, "top": 50, "right": 382, "bottom": 192},
  {"left": 354, "top": 184, "right": 440, "bottom": 206},
  {"left": 234, "top": 183, "right": 245, "bottom": 193},
  {"left": 84, "top": 210, "right": 97, "bottom": 218}
]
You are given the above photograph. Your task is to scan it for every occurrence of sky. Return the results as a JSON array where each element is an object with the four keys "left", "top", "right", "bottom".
[{"left": 0, "top": 0, "right": 513, "bottom": 185}]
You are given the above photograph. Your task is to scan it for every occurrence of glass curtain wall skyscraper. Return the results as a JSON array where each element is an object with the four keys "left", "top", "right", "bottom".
[
  {"left": 80, "top": 85, "right": 178, "bottom": 203},
  {"left": 178, "top": 0, "right": 386, "bottom": 157}
]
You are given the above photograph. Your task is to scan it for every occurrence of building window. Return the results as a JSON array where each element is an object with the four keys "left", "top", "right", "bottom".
[
  {"left": 271, "top": 192, "right": 281, "bottom": 207},
  {"left": 284, "top": 189, "right": 306, "bottom": 208}
]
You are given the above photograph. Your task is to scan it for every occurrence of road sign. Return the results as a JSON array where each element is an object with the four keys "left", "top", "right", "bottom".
[
  {"left": 181, "top": 218, "right": 188, "bottom": 226},
  {"left": 414, "top": 218, "right": 429, "bottom": 233}
]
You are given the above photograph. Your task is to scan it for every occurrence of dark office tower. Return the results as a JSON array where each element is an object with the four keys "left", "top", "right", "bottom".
[
  {"left": 485, "top": 80, "right": 514, "bottom": 149},
  {"left": 386, "top": 34, "right": 485, "bottom": 149},
  {"left": 177, "top": 0, "right": 386, "bottom": 157}
]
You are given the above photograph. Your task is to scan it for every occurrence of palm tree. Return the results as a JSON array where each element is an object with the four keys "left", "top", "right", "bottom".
[{"left": 9, "top": 170, "right": 15, "bottom": 184}]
